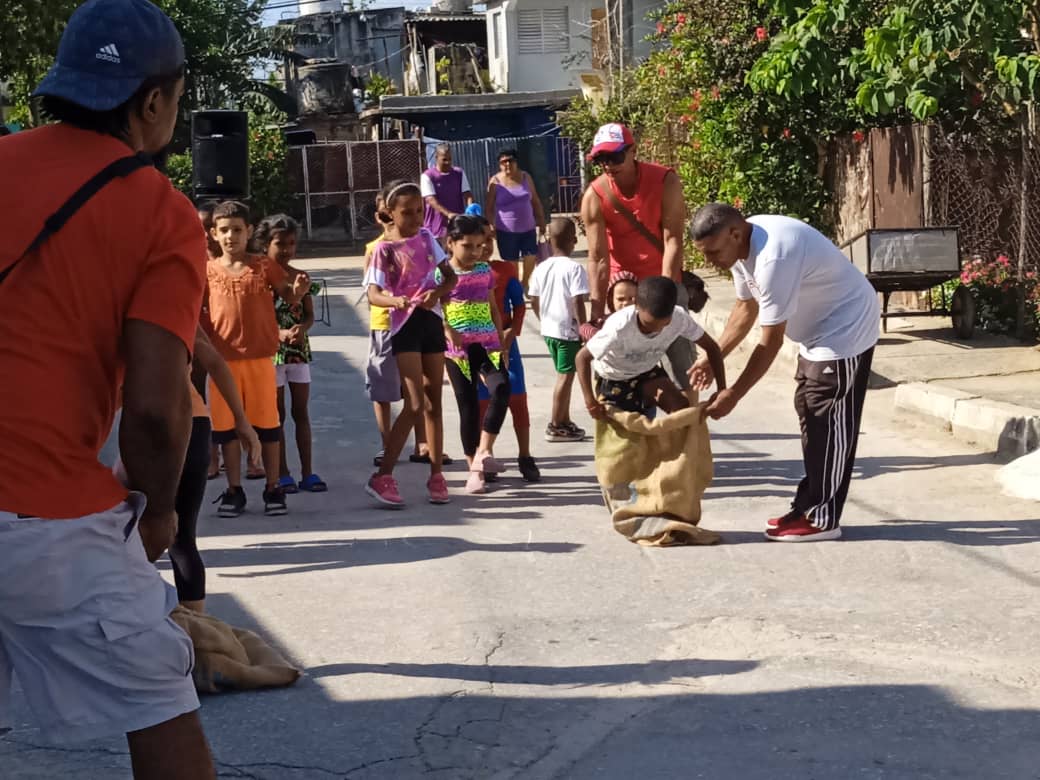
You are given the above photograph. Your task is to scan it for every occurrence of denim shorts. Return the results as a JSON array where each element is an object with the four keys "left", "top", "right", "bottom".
[{"left": 496, "top": 229, "right": 538, "bottom": 261}]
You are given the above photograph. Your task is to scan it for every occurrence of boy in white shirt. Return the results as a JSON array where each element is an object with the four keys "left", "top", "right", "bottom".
[
  {"left": 528, "top": 217, "right": 590, "bottom": 442},
  {"left": 577, "top": 276, "right": 726, "bottom": 418}
]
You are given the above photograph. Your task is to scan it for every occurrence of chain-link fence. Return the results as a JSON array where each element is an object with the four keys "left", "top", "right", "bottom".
[
  {"left": 288, "top": 136, "right": 583, "bottom": 242},
  {"left": 287, "top": 140, "right": 424, "bottom": 242},
  {"left": 924, "top": 124, "right": 1040, "bottom": 278}
]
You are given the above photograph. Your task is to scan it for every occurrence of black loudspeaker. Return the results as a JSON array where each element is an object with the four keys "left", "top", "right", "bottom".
[{"left": 191, "top": 110, "right": 249, "bottom": 200}]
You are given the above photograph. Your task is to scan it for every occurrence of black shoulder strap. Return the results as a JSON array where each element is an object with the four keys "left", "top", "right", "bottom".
[{"left": 0, "top": 152, "right": 151, "bottom": 286}]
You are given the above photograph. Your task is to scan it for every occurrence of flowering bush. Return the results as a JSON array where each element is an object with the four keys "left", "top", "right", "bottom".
[{"left": 956, "top": 254, "right": 1039, "bottom": 335}]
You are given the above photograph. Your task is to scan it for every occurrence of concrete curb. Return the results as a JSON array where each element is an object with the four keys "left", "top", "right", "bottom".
[{"left": 894, "top": 383, "right": 1040, "bottom": 456}]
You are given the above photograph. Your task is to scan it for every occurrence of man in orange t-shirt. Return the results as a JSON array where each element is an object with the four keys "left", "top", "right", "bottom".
[
  {"left": 580, "top": 123, "right": 695, "bottom": 391},
  {"left": 0, "top": 0, "right": 215, "bottom": 774},
  {"left": 203, "top": 200, "right": 310, "bottom": 518}
]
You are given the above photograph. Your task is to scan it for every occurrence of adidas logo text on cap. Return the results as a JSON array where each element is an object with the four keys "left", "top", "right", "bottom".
[{"left": 95, "top": 44, "right": 121, "bottom": 63}]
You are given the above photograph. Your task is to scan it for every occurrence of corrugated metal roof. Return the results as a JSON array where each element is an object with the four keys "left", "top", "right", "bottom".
[
  {"left": 371, "top": 89, "right": 579, "bottom": 115},
  {"left": 406, "top": 12, "right": 486, "bottom": 23}
]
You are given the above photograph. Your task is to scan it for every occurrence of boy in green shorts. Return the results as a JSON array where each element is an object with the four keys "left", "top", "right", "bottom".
[{"left": 528, "top": 217, "right": 590, "bottom": 442}]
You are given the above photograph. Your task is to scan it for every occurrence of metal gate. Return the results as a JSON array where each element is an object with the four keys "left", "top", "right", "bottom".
[
  {"left": 287, "top": 140, "right": 424, "bottom": 241},
  {"left": 424, "top": 135, "right": 583, "bottom": 216},
  {"left": 288, "top": 136, "right": 582, "bottom": 242}
]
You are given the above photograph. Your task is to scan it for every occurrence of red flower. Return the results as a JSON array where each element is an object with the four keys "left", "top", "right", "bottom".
[
  {"left": 658, "top": 66, "right": 667, "bottom": 77},
  {"left": 782, "top": 128, "right": 792, "bottom": 139},
  {"left": 733, "top": 196, "right": 743, "bottom": 209},
  {"left": 710, "top": 85, "right": 721, "bottom": 100},
  {"left": 680, "top": 114, "right": 692, "bottom": 124},
  {"left": 676, "top": 13, "right": 687, "bottom": 24},
  {"left": 755, "top": 26, "right": 768, "bottom": 42},
  {"left": 852, "top": 130, "right": 866, "bottom": 143},
  {"left": 656, "top": 21, "right": 665, "bottom": 35}
]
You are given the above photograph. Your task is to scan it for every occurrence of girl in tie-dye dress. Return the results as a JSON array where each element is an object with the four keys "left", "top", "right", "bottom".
[{"left": 437, "top": 215, "right": 512, "bottom": 494}]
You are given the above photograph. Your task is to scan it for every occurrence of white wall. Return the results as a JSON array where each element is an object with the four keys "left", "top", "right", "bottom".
[{"left": 486, "top": 0, "right": 598, "bottom": 93}]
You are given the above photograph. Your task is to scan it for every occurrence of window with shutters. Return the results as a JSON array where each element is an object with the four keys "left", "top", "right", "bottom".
[{"left": 516, "top": 8, "right": 569, "bottom": 55}]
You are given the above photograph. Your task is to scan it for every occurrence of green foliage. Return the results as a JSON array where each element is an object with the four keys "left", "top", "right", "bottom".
[
  {"left": 1, "top": 0, "right": 291, "bottom": 132},
  {"left": 559, "top": 1, "right": 832, "bottom": 233},
  {"left": 366, "top": 72, "right": 396, "bottom": 102},
  {"left": 956, "top": 254, "right": 1040, "bottom": 335},
  {"left": 752, "top": 0, "right": 1040, "bottom": 127}
]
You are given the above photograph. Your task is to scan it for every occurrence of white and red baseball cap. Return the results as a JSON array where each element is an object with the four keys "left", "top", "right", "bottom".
[{"left": 587, "top": 123, "right": 634, "bottom": 160}]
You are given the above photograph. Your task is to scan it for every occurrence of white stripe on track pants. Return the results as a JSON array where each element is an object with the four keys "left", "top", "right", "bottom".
[{"left": 791, "top": 347, "right": 874, "bottom": 531}]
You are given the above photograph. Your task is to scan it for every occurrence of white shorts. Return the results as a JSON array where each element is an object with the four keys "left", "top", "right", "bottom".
[
  {"left": 0, "top": 494, "right": 198, "bottom": 744},
  {"left": 275, "top": 362, "right": 312, "bottom": 387}
]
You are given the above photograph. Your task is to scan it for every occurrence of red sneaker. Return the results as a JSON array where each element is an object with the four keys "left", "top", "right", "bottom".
[
  {"left": 366, "top": 474, "right": 404, "bottom": 508},
  {"left": 765, "top": 516, "right": 841, "bottom": 542},
  {"left": 767, "top": 511, "right": 806, "bottom": 528}
]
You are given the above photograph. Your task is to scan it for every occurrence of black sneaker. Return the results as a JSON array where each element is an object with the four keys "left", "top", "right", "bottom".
[
  {"left": 562, "top": 421, "right": 586, "bottom": 439},
  {"left": 518, "top": 456, "right": 541, "bottom": 483},
  {"left": 263, "top": 486, "right": 288, "bottom": 517},
  {"left": 545, "top": 423, "right": 583, "bottom": 442},
  {"left": 216, "top": 486, "right": 246, "bottom": 517}
]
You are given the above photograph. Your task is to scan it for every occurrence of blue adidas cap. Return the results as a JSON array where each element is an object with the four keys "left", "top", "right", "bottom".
[
  {"left": 34, "top": 0, "right": 185, "bottom": 112},
  {"left": 464, "top": 203, "right": 483, "bottom": 217}
]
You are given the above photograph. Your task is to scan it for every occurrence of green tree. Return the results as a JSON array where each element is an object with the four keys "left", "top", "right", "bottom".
[
  {"left": 1, "top": 0, "right": 292, "bottom": 130},
  {"left": 750, "top": 0, "right": 1040, "bottom": 125}
]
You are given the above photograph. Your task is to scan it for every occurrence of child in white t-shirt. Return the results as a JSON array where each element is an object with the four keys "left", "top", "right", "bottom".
[
  {"left": 576, "top": 276, "right": 726, "bottom": 418},
  {"left": 528, "top": 217, "right": 590, "bottom": 442}
]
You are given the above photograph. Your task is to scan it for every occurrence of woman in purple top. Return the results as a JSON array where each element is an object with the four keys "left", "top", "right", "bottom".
[
  {"left": 421, "top": 143, "right": 474, "bottom": 246},
  {"left": 486, "top": 147, "right": 546, "bottom": 291}
]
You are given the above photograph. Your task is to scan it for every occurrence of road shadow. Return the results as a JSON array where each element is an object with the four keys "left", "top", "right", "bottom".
[
  {"left": 308, "top": 658, "right": 757, "bottom": 686},
  {"left": 202, "top": 536, "right": 583, "bottom": 578},
  {"left": 7, "top": 663, "right": 1038, "bottom": 778}
]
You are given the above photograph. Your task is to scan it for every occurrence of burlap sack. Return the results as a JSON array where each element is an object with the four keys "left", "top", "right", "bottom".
[
  {"left": 171, "top": 606, "right": 302, "bottom": 694},
  {"left": 595, "top": 403, "right": 720, "bottom": 546}
]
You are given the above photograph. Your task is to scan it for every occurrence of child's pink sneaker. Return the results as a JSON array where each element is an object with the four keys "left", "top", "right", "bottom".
[
  {"left": 366, "top": 473, "right": 404, "bottom": 508},
  {"left": 465, "top": 471, "right": 487, "bottom": 494},
  {"left": 427, "top": 473, "right": 450, "bottom": 504}
]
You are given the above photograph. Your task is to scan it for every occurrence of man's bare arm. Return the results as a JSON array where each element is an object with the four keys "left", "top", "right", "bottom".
[
  {"left": 717, "top": 298, "right": 760, "bottom": 357},
  {"left": 120, "top": 320, "right": 192, "bottom": 559},
  {"left": 660, "top": 171, "right": 686, "bottom": 283},
  {"left": 582, "top": 186, "right": 609, "bottom": 320}
]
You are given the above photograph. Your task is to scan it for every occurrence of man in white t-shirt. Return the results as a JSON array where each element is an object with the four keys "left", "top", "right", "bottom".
[
  {"left": 576, "top": 276, "right": 726, "bottom": 419},
  {"left": 689, "top": 203, "right": 881, "bottom": 543},
  {"left": 529, "top": 217, "right": 590, "bottom": 441}
]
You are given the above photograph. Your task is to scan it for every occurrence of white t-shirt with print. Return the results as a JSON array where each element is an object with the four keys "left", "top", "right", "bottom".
[
  {"left": 527, "top": 255, "right": 590, "bottom": 341},
  {"left": 586, "top": 305, "right": 704, "bottom": 381},
  {"left": 420, "top": 170, "right": 472, "bottom": 198},
  {"left": 732, "top": 215, "right": 880, "bottom": 361}
]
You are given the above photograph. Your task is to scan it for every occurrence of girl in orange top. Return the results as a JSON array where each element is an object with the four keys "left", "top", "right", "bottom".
[{"left": 203, "top": 200, "right": 310, "bottom": 518}]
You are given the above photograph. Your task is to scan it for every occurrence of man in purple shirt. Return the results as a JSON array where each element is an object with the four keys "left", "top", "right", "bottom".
[{"left": 422, "top": 143, "right": 474, "bottom": 246}]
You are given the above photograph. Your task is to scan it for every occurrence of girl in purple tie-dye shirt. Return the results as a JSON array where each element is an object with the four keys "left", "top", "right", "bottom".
[{"left": 365, "top": 180, "right": 457, "bottom": 507}]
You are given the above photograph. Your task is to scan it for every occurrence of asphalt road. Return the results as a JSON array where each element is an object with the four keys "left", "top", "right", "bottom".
[{"left": 4, "top": 254, "right": 1039, "bottom": 779}]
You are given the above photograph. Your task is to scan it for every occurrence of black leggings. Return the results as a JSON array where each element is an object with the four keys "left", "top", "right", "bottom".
[
  {"left": 170, "top": 417, "right": 211, "bottom": 602},
  {"left": 446, "top": 344, "right": 510, "bottom": 457}
]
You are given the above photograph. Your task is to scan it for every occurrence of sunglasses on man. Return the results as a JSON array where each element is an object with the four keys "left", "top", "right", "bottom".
[
  {"left": 592, "top": 148, "right": 628, "bottom": 166},
  {"left": 499, "top": 157, "right": 518, "bottom": 165}
]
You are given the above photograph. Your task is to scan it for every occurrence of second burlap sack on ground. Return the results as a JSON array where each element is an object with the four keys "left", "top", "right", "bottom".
[
  {"left": 595, "top": 404, "right": 720, "bottom": 546},
  {"left": 171, "top": 606, "right": 302, "bottom": 694}
]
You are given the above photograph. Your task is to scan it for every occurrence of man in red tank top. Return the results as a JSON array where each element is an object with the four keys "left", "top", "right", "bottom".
[{"left": 581, "top": 123, "right": 694, "bottom": 388}]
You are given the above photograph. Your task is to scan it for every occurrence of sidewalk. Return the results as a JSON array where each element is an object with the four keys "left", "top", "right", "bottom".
[{"left": 697, "top": 269, "right": 1040, "bottom": 456}]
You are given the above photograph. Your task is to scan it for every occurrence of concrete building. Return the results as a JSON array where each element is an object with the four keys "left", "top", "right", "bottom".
[{"left": 484, "top": 0, "right": 661, "bottom": 93}]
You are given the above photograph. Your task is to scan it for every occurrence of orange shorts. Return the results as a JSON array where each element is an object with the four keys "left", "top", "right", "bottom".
[{"left": 208, "top": 357, "right": 280, "bottom": 434}]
